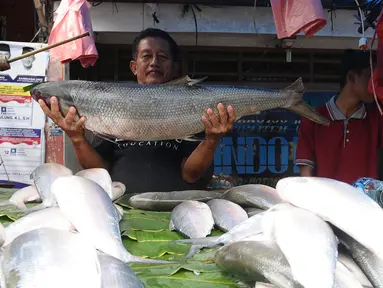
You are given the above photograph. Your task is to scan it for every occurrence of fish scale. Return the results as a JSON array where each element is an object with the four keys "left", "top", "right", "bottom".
[{"left": 30, "top": 76, "right": 330, "bottom": 141}]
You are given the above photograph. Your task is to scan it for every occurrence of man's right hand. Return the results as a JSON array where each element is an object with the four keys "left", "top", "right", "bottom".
[{"left": 38, "top": 96, "right": 87, "bottom": 144}]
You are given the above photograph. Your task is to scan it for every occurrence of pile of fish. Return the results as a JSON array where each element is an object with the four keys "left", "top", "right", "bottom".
[
  {"left": 0, "top": 162, "right": 382, "bottom": 288},
  {"left": 127, "top": 178, "right": 383, "bottom": 287},
  {"left": 0, "top": 163, "right": 180, "bottom": 288}
]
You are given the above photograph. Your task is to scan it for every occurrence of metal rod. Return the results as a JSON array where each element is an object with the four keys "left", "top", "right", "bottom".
[{"left": 7, "top": 31, "right": 90, "bottom": 64}]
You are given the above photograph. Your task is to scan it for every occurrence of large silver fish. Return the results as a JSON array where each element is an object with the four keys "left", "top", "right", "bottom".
[
  {"left": 51, "top": 175, "right": 175, "bottom": 265},
  {"left": 30, "top": 76, "right": 330, "bottom": 141},
  {"left": 26, "top": 163, "right": 73, "bottom": 213},
  {"left": 222, "top": 184, "right": 283, "bottom": 210},
  {"left": 215, "top": 240, "right": 304, "bottom": 288},
  {"left": 3, "top": 207, "right": 74, "bottom": 246},
  {"left": 169, "top": 200, "right": 215, "bottom": 238},
  {"left": 1, "top": 227, "right": 102, "bottom": 288},
  {"left": 335, "top": 227, "right": 383, "bottom": 288},
  {"left": 206, "top": 199, "right": 248, "bottom": 232},
  {"left": 97, "top": 251, "right": 144, "bottom": 288},
  {"left": 215, "top": 240, "right": 363, "bottom": 288},
  {"left": 276, "top": 177, "right": 383, "bottom": 260},
  {"left": 169, "top": 200, "right": 215, "bottom": 258},
  {"left": 128, "top": 190, "right": 224, "bottom": 211}
]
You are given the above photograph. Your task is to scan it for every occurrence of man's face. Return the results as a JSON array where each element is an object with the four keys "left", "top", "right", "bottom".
[
  {"left": 0, "top": 50, "right": 10, "bottom": 59},
  {"left": 352, "top": 67, "right": 375, "bottom": 103},
  {"left": 22, "top": 55, "right": 35, "bottom": 70},
  {"left": 130, "top": 37, "right": 175, "bottom": 84}
]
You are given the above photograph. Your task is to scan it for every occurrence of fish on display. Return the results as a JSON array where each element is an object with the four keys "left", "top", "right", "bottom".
[
  {"left": 335, "top": 261, "right": 365, "bottom": 288},
  {"left": 26, "top": 163, "right": 73, "bottom": 213},
  {"left": 259, "top": 203, "right": 338, "bottom": 288},
  {"left": 276, "top": 177, "right": 383, "bottom": 260},
  {"left": 111, "top": 181, "right": 126, "bottom": 201},
  {"left": 30, "top": 76, "right": 330, "bottom": 142},
  {"left": 51, "top": 175, "right": 174, "bottom": 264},
  {"left": 170, "top": 211, "right": 267, "bottom": 257},
  {"left": 3, "top": 207, "right": 74, "bottom": 247},
  {"left": 337, "top": 250, "right": 373, "bottom": 288},
  {"left": 1, "top": 227, "right": 102, "bottom": 288},
  {"left": 215, "top": 240, "right": 364, "bottom": 288},
  {"left": 215, "top": 240, "right": 304, "bottom": 288},
  {"left": 75, "top": 168, "right": 126, "bottom": 201},
  {"left": 0, "top": 185, "right": 40, "bottom": 210},
  {"left": 222, "top": 184, "right": 283, "bottom": 210},
  {"left": 206, "top": 199, "right": 248, "bottom": 232},
  {"left": 169, "top": 200, "right": 215, "bottom": 258},
  {"left": 245, "top": 207, "right": 265, "bottom": 217},
  {"left": 335, "top": 226, "right": 383, "bottom": 288},
  {"left": 97, "top": 251, "right": 144, "bottom": 288},
  {"left": 128, "top": 190, "right": 223, "bottom": 211},
  {"left": 75, "top": 168, "right": 114, "bottom": 199}
]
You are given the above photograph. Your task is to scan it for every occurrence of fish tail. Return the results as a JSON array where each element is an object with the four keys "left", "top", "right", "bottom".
[
  {"left": 283, "top": 78, "right": 330, "bottom": 126},
  {"left": 125, "top": 254, "right": 179, "bottom": 265},
  {"left": 169, "top": 235, "right": 221, "bottom": 248},
  {"left": 185, "top": 244, "right": 205, "bottom": 259}
]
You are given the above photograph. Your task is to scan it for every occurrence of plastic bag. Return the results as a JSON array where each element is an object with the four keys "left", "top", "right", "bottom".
[
  {"left": 352, "top": 177, "right": 383, "bottom": 208},
  {"left": 270, "top": 0, "right": 327, "bottom": 39},
  {"left": 48, "top": 0, "right": 98, "bottom": 68}
]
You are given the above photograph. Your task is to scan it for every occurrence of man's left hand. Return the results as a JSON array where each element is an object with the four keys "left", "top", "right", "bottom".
[{"left": 202, "top": 103, "right": 236, "bottom": 142}]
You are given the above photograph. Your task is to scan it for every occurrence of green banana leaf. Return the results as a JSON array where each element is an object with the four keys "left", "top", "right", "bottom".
[
  {"left": 0, "top": 188, "right": 37, "bottom": 221},
  {"left": 0, "top": 188, "right": 246, "bottom": 288}
]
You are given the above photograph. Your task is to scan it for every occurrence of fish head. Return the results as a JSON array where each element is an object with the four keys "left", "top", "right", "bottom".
[{"left": 30, "top": 81, "right": 77, "bottom": 116}]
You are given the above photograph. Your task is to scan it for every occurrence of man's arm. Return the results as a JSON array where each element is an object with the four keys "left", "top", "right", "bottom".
[
  {"left": 296, "top": 118, "right": 316, "bottom": 176},
  {"left": 181, "top": 139, "right": 218, "bottom": 183},
  {"left": 71, "top": 137, "right": 109, "bottom": 170}
]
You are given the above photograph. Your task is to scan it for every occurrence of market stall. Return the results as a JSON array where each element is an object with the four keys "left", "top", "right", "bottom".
[{"left": 0, "top": 0, "right": 381, "bottom": 287}]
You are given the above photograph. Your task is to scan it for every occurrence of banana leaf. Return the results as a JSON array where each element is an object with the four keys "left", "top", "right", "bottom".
[{"left": 138, "top": 271, "right": 243, "bottom": 288}]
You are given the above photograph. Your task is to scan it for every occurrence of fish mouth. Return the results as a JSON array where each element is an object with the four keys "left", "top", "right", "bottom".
[{"left": 30, "top": 89, "right": 51, "bottom": 107}]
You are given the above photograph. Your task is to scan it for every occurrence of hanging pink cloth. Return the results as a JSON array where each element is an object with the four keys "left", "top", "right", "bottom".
[
  {"left": 48, "top": 0, "right": 98, "bottom": 68},
  {"left": 270, "top": 0, "right": 327, "bottom": 39}
]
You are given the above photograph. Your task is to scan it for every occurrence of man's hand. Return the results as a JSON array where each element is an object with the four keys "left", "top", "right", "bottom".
[
  {"left": 38, "top": 96, "right": 87, "bottom": 144},
  {"left": 202, "top": 103, "right": 235, "bottom": 142}
]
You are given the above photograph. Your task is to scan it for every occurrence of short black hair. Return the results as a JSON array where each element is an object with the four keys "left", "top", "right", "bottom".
[
  {"left": 340, "top": 49, "right": 374, "bottom": 89},
  {"left": 22, "top": 47, "right": 34, "bottom": 54},
  {"left": 131, "top": 28, "right": 179, "bottom": 61},
  {"left": 0, "top": 43, "right": 10, "bottom": 52}
]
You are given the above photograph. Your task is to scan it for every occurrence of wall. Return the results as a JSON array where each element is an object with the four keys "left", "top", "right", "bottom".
[
  {"left": 53, "top": 1, "right": 377, "bottom": 50},
  {"left": 0, "top": 0, "right": 36, "bottom": 41}
]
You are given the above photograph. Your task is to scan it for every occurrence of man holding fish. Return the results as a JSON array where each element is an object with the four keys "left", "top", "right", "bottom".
[
  {"left": 296, "top": 49, "right": 382, "bottom": 184},
  {"left": 37, "top": 28, "right": 236, "bottom": 193}
]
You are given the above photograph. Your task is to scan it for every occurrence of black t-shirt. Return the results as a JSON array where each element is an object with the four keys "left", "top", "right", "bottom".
[{"left": 91, "top": 137, "right": 214, "bottom": 193}]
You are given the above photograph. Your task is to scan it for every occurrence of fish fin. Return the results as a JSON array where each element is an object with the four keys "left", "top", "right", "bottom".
[
  {"left": 89, "top": 131, "right": 120, "bottom": 145},
  {"left": 282, "top": 77, "right": 305, "bottom": 93},
  {"left": 243, "top": 195, "right": 268, "bottom": 210},
  {"left": 169, "top": 220, "right": 175, "bottom": 231},
  {"left": 165, "top": 75, "right": 208, "bottom": 86},
  {"left": 287, "top": 101, "right": 330, "bottom": 126},
  {"left": 283, "top": 79, "right": 330, "bottom": 126},
  {"left": 180, "top": 131, "right": 206, "bottom": 142},
  {"left": 185, "top": 245, "right": 204, "bottom": 258},
  {"left": 169, "top": 236, "right": 221, "bottom": 248}
]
